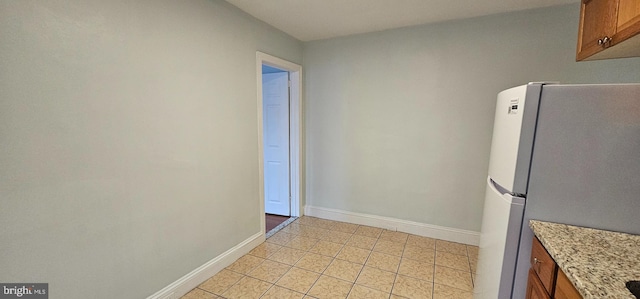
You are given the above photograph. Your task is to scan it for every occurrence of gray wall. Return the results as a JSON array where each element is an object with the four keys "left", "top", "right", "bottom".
[
  {"left": 0, "top": 1, "right": 301, "bottom": 298},
  {"left": 303, "top": 4, "right": 640, "bottom": 232}
]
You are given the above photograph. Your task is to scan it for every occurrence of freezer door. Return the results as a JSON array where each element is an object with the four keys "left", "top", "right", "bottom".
[
  {"left": 487, "top": 84, "right": 542, "bottom": 194},
  {"left": 474, "top": 177, "right": 525, "bottom": 299}
]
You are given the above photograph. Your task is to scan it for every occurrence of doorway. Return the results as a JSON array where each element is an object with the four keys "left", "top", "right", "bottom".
[
  {"left": 257, "top": 52, "right": 302, "bottom": 235},
  {"left": 262, "top": 67, "right": 290, "bottom": 217}
]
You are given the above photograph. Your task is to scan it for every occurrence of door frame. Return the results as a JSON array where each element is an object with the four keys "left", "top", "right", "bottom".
[{"left": 256, "top": 52, "right": 302, "bottom": 235}]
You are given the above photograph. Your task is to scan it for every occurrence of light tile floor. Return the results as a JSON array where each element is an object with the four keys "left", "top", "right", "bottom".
[{"left": 181, "top": 216, "right": 478, "bottom": 299}]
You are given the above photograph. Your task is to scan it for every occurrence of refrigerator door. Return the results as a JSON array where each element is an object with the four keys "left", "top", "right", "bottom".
[
  {"left": 511, "top": 83, "right": 640, "bottom": 299},
  {"left": 487, "top": 84, "right": 541, "bottom": 194},
  {"left": 474, "top": 177, "right": 525, "bottom": 299}
]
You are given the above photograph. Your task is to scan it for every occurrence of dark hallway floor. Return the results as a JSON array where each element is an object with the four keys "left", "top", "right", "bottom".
[{"left": 266, "top": 214, "right": 290, "bottom": 232}]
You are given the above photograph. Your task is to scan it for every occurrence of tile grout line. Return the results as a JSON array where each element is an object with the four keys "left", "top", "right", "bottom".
[
  {"left": 250, "top": 258, "right": 275, "bottom": 299},
  {"left": 288, "top": 220, "right": 354, "bottom": 297},
  {"left": 346, "top": 225, "right": 377, "bottom": 298},
  {"left": 286, "top": 229, "right": 323, "bottom": 297},
  {"left": 389, "top": 233, "right": 409, "bottom": 299},
  {"left": 195, "top": 287, "right": 221, "bottom": 298},
  {"left": 467, "top": 245, "right": 478, "bottom": 289},
  {"left": 431, "top": 246, "right": 437, "bottom": 299},
  {"left": 188, "top": 216, "right": 476, "bottom": 299},
  {"left": 462, "top": 244, "right": 475, "bottom": 293},
  {"left": 210, "top": 270, "right": 243, "bottom": 299},
  {"left": 204, "top": 219, "right": 301, "bottom": 298},
  {"left": 268, "top": 240, "right": 313, "bottom": 296},
  {"left": 260, "top": 223, "right": 331, "bottom": 298},
  {"left": 305, "top": 224, "right": 344, "bottom": 298},
  {"left": 250, "top": 256, "right": 311, "bottom": 298}
]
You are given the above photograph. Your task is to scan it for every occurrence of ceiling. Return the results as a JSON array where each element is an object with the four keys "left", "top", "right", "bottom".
[{"left": 225, "top": 0, "right": 578, "bottom": 41}]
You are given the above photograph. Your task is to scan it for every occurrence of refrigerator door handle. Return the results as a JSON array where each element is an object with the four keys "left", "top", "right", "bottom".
[
  {"left": 488, "top": 177, "right": 509, "bottom": 195},
  {"left": 488, "top": 176, "right": 526, "bottom": 206}
]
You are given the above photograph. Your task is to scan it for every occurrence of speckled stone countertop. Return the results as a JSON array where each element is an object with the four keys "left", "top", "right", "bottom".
[{"left": 530, "top": 220, "right": 640, "bottom": 299}]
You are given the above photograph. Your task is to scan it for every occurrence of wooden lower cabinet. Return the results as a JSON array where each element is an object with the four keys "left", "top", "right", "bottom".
[
  {"left": 555, "top": 270, "right": 582, "bottom": 299},
  {"left": 527, "top": 268, "right": 551, "bottom": 299},
  {"left": 530, "top": 237, "right": 557, "bottom": 292},
  {"left": 526, "top": 237, "right": 582, "bottom": 299}
]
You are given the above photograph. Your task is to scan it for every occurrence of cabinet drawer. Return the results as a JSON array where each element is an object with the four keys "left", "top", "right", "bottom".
[{"left": 531, "top": 237, "right": 557, "bottom": 294}]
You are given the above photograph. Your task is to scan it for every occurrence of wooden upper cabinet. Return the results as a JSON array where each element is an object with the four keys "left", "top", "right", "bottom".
[
  {"left": 577, "top": 0, "right": 619, "bottom": 60},
  {"left": 617, "top": 0, "right": 640, "bottom": 36},
  {"left": 577, "top": 0, "right": 640, "bottom": 61}
]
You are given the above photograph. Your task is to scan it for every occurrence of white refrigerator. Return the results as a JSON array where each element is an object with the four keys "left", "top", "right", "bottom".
[
  {"left": 474, "top": 84, "right": 542, "bottom": 299},
  {"left": 474, "top": 82, "right": 640, "bottom": 299}
]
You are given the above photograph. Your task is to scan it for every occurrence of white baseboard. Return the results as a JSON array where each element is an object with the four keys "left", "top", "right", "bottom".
[
  {"left": 304, "top": 205, "right": 480, "bottom": 246},
  {"left": 147, "top": 232, "right": 265, "bottom": 299}
]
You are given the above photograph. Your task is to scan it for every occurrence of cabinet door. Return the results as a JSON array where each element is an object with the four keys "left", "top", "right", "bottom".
[
  {"left": 555, "top": 269, "right": 583, "bottom": 299},
  {"left": 615, "top": 0, "right": 640, "bottom": 39},
  {"left": 576, "top": 0, "right": 619, "bottom": 60},
  {"left": 526, "top": 269, "right": 551, "bottom": 299},
  {"left": 531, "top": 237, "right": 557, "bottom": 294}
]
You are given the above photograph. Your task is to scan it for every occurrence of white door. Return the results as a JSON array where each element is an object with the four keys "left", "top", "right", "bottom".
[
  {"left": 487, "top": 85, "right": 529, "bottom": 192},
  {"left": 474, "top": 177, "right": 525, "bottom": 299},
  {"left": 262, "top": 72, "right": 290, "bottom": 216}
]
